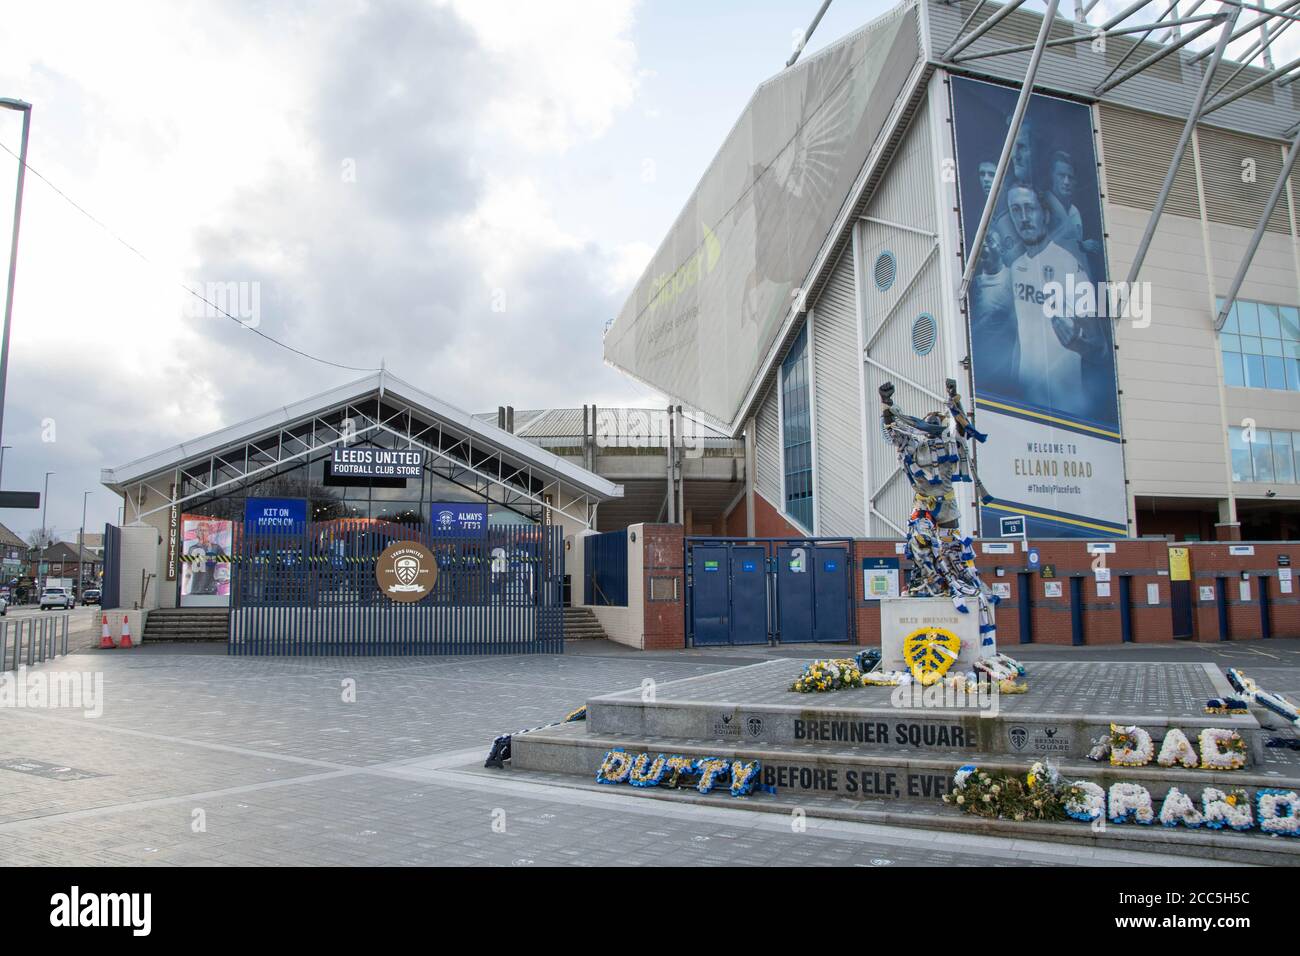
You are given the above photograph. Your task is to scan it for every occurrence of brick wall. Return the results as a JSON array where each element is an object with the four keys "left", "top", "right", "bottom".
[
  {"left": 641, "top": 524, "right": 685, "bottom": 650},
  {"left": 849, "top": 538, "right": 1300, "bottom": 648},
  {"left": 622, "top": 529, "right": 1300, "bottom": 652}
]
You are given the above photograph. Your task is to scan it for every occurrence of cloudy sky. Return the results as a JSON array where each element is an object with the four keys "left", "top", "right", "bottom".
[
  {"left": 0, "top": 0, "right": 1287, "bottom": 540},
  {"left": 0, "top": 0, "right": 899, "bottom": 540}
]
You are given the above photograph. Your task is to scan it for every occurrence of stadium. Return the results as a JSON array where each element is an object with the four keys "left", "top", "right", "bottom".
[{"left": 604, "top": 0, "right": 1300, "bottom": 544}]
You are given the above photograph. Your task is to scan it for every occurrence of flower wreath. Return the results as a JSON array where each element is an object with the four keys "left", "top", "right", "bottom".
[
  {"left": 1203, "top": 787, "right": 1254, "bottom": 831},
  {"left": 1156, "top": 728, "right": 1199, "bottom": 769},
  {"left": 1108, "top": 782, "right": 1155, "bottom": 825},
  {"left": 1257, "top": 788, "right": 1300, "bottom": 837},
  {"left": 596, "top": 749, "right": 762, "bottom": 797},
  {"left": 1109, "top": 724, "right": 1154, "bottom": 767},
  {"left": 1158, "top": 787, "right": 1204, "bottom": 829},
  {"left": 790, "top": 658, "right": 864, "bottom": 693},
  {"left": 1064, "top": 780, "right": 1105, "bottom": 823},
  {"left": 1199, "top": 728, "right": 1248, "bottom": 770}
]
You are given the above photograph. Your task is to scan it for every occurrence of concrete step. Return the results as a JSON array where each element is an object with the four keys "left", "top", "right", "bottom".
[
  {"left": 584, "top": 658, "right": 1265, "bottom": 765},
  {"left": 562, "top": 607, "right": 609, "bottom": 641},
  {"left": 512, "top": 720, "right": 1293, "bottom": 803},
  {"left": 496, "top": 757, "right": 1299, "bottom": 866},
  {"left": 144, "top": 610, "right": 230, "bottom": 643}
]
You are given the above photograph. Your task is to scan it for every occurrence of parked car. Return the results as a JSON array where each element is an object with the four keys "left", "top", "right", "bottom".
[
  {"left": 82, "top": 588, "right": 101, "bottom": 606},
  {"left": 40, "top": 587, "right": 74, "bottom": 610}
]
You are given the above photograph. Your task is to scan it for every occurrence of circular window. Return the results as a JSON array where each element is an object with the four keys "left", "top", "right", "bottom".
[
  {"left": 873, "top": 251, "right": 897, "bottom": 291},
  {"left": 912, "top": 313, "right": 937, "bottom": 356}
]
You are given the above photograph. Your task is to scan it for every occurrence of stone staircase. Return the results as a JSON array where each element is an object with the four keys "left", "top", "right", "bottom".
[
  {"left": 563, "top": 606, "right": 609, "bottom": 641},
  {"left": 507, "top": 658, "right": 1300, "bottom": 863},
  {"left": 143, "top": 608, "right": 230, "bottom": 643}
]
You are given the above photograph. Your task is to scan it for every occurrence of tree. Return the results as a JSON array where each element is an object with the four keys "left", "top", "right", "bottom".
[{"left": 26, "top": 528, "right": 57, "bottom": 551}]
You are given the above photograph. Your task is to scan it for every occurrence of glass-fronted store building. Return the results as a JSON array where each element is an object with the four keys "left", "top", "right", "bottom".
[{"left": 101, "top": 372, "right": 622, "bottom": 614}]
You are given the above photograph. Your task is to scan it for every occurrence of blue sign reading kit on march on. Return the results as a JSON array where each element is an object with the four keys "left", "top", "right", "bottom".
[
  {"left": 246, "top": 497, "right": 307, "bottom": 533},
  {"left": 430, "top": 503, "right": 488, "bottom": 537}
]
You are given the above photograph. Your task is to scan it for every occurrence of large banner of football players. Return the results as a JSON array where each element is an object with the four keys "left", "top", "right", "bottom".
[{"left": 951, "top": 76, "right": 1127, "bottom": 539}]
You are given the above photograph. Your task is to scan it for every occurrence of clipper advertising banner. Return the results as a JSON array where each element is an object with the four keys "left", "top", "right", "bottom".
[{"left": 951, "top": 76, "right": 1127, "bottom": 539}]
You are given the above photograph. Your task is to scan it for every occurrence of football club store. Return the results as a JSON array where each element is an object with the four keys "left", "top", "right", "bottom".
[{"left": 99, "top": 373, "right": 620, "bottom": 652}]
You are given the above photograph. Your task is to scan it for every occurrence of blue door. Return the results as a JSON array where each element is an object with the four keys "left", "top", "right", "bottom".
[
  {"left": 691, "top": 546, "right": 730, "bottom": 645},
  {"left": 729, "top": 546, "right": 768, "bottom": 645},
  {"left": 812, "top": 547, "right": 849, "bottom": 643},
  {"left": 777, "top": 544, "right": 815, "bottom": 642}
]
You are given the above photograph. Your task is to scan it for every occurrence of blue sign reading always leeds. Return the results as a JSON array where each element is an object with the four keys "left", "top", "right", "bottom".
[
  {"left": 246, "top": 497, "right": 307, "bottom": 533},
  {"left": 429, "top": 503, "right": 488, "bottom": 537}
]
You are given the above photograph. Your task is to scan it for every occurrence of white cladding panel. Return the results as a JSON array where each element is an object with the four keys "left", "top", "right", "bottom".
[
  {"left": 856, "top": 96, "right": 953, "bottom": 537},
  {"left": 754, "top": 382, "right": 783, "bottom": 509},
  {"left": 812, "top": 250, "right": 866, "bottom": 536}
]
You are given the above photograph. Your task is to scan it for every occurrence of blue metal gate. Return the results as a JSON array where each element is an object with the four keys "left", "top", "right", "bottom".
[
  {"left": 228, "top": 520, "right": 563, "bottom": 655},
  {"left": 685, "top": 537, "right": 854, "bottom": 646},
  {"left": 584, "top": 530, "right": 628, "bottom": 606}
]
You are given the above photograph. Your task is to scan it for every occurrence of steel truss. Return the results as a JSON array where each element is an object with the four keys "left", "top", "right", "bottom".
[
  {"left": 124, "top": 395, "right": 603, "bottom": 529},
  {"left": 938, "top": 0, "right": 1300, "bottom": 317}
]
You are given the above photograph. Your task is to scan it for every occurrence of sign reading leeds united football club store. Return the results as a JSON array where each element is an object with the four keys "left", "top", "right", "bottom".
[
  {"left": 331, "top": 447, "right": 424, "bottom": 478},
  {"left": 376, "top": 541, "right": 438, "bottom": 602}
]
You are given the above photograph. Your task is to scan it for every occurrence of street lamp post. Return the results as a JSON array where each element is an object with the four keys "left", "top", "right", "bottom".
[
  {"left": 0, "top": 99, "right": 32, "bottom": 455},
  {"left": 78, "top": 490, "right": 90, "bottom": 598},
  {"left": 40, "top": 468, "right": 51, "bottom": 541}
]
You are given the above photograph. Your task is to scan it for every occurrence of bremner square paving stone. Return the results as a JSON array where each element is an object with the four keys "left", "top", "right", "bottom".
[
  {"left": 0, "top": 645, "right": 1211, "bottom": 867},
  {"left": 509, "top": 657, "right": 1300, "bottom": 862}
]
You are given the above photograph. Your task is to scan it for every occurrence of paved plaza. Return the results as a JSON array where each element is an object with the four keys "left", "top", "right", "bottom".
[{"left": 1, "top": 638, "right": 1298, "bottom": 866}]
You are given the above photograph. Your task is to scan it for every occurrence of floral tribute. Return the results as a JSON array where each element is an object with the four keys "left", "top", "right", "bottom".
[
  {"left": 1158, "top": 787, "right": 1204, "bottom": 828},
  {"left": 1063, "top": 781, "right": 1105, "bottom": 823},
  {"left": 1203, "top": 787, "right": 1254, "bottom": 831},
  {"left": 941, "top": 762, "right": 1066, "bottom": 823},
  {"left": 1156, "top": 728, "right": 1198, "bottom": 769},
  {"left": 1108, "top": 782, "right": 1155, "bottom": 824},
  {"left": 946, "top": 768, "right": 1297, "bottom": 838},
  {"left": 1086, "top": 725, "right": 1249, "bottom": 770},
  {"left": 1108, "top": 724, "right": 1154, "bottom": 767},
  {"left": 1198, "top": 729, "right": 1248, "bottom": 770},
  {"left": 790, "top": 659, "right": 864, "bottom": 693},
  {"left": 596, "top": 749, "right": 759, "bottom": 797},
  {"left": 1257, "top": 789, "right": 1300, "bottom": 837}
]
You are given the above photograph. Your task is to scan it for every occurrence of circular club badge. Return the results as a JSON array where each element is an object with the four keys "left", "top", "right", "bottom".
[{"left": 375, "top": 541, "right": 438, "bottom": 602}]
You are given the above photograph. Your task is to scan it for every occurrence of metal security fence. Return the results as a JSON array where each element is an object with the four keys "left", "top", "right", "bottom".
[
  {"left": 228, "top": 520, "right": 564, "bottom": 656},
  {"left": 584, "top": 529, "right": 628, "bottom": 606},
  {"left": 2, "top": 615, "right": 70, "bottom": 669}
]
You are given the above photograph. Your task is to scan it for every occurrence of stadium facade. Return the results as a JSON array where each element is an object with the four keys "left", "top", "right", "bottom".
[{"left": 604, "top": 0, "right": 1300, "bottom": 543}]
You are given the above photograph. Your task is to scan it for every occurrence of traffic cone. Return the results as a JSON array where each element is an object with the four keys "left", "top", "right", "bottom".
[
  {"left": 99, "top": 614, "right": 116, "bottom": 649},
  {"left": 119, "top": 615, "right": 134, "bottom": 649}
]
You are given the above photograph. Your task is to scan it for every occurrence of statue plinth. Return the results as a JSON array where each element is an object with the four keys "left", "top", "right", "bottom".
[{"left": 879, "top": 596, "right": 996, "bottom": 674}]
